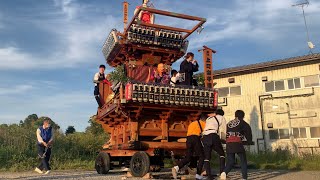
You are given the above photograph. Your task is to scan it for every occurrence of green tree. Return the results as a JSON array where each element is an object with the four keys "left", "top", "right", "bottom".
[
  {"left": 85, "top": 116, "right": 105, "bottom": 135},
  {"left": 35, "top": 116, "right": 60, "bottom": 129},
  {"left": 194, "top": 73, "right": 205, "bottom": 87},
  {"left": 22, "top": 114, "right": 38, "bottom": 127},
  {"left": 65, "top": 126, "right": 76, "bottom": 135},
  {"left": 109, "top": 65, "right": 129, "bottom": 83}
]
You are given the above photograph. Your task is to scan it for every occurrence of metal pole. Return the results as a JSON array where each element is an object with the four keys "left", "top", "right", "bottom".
[
  {"left": 301, "top": 6, "right": 311, "bottom": 43},
  {"left": 301, "top": 6, "right": 313, "bottom": 54}
]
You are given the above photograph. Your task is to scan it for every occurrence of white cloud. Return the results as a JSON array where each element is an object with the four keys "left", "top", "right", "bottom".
[
  {"left": 0, "top": 47, "right": 45, "bottom": 69},
  {"left": 0, "top": 84, "right": 33, "bottom": 95},
  {"left": 54, "top": 0, "right": 79, "bottom": 20},
  {"left": 2, "top": 0, "right": 320, "bottom": 71},
  {"left": 184, "top": 0, "right": 320, "bottom": 53},
  {"left": 0, "top": 1, "right": 121, "bottom": 70}
]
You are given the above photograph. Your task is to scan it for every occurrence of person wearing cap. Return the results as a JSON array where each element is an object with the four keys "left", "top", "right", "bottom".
[
  {"left": 179, "top": 52, "right": 199, "bottom": 86},
  {"left": 201, "top": 109, "right": 227, "bottom": 179},
  {"left": 93, "top": 64, "right": 110, "bottom": 108},
  {"left": 172, "top": 114, "right": 206, "bottom": 180},
  {"left": 220, "top": 110, "right": 252, "bottom": 180},
  {"left": 34, "top": 118, "right": 53, "bottom": 174}
]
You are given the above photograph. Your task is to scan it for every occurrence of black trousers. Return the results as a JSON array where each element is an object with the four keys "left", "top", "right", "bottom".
[
  {"left": 202, "top": 133, "right": 225, "bottom": 175},
  {"left": 94, "top": 86, "right": 102, "bottom": 107},
  {"left": 177, "top": 135, "right": 204, "bottom": 175},
  {"left": 224, "top": 152, "right": 247, "bottom": 179},
  {"left": 37, "top": 144, "right": 51, "bottom": 171}
]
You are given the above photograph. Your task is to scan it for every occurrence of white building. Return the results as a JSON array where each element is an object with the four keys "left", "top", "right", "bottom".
[{"left": 214, "top": 54, "right": 320, "bottom": 154}]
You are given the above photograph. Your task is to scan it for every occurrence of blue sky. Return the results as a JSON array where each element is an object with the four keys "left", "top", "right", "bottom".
[{"left": 0, "top": 0, "right": 320, "bottom": 131}]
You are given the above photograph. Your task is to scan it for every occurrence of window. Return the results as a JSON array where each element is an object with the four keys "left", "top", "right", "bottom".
[
  {"left": 270, "top": 128, "right": 306, "bottom": 140},
  {"left": 218, "top": 87, "right": 229, "bottom": 97},
  {"left": 218, "top": 86, "right": 241, "bottom": 97},
  {"left": 288, "top": 78, "right": 301, "bottom": 89},
  {"left": 310, "top": 127, "right": 320, "bottom": 138},
  {"left": 269, "top": 129, "right": 279, "bottom": 140},
  {"left": 275, "top": 80, "right": 285, "bottom": 91},
  {"left": 293, "top": 128, "right": 306, "bottom": 138},
  {"left": 304, "top": 75, "right": 320, "bottom": 87},
  {"left": 265, "top": 82, "right": 274, "bottom": 92},
  {"left": 230, "top": 86, "right": 241, "bottom": 96},
  {"left": 265, "top": 80, "right": 285, "bottom": 92},
  {"left": 279, "top": 129, "right": 290, "bottom": 139}
]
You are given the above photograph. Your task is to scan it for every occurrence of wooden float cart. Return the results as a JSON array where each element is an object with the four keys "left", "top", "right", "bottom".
[{"left": 94, "top": 2, "right": 218, "bottom": 177}]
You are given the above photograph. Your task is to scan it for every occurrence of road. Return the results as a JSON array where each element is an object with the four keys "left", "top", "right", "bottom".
[{"left": 0, "top": 169, "right": 320, "bottom": 180}]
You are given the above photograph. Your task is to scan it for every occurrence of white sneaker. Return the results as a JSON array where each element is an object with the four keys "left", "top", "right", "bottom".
[
  {"left": 220, "top": 172, "right": 226, "bottom": 179},
  {"left": 34, "top": 167, "right": 43, "bottom": 174},
  {"left": 122, "top": 167, "right": 129, "bottom": 172},
  {"left": 44, "top": 170, "right": 50, "bottom": 174},
  {"left": 196, "top": 174, "right": 204, "bottom": 180},
  {"left": 172, "top": 166, "right": 179, "bottom": 179}
]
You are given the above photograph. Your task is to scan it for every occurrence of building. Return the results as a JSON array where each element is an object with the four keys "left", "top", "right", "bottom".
[{"left": 214, "top": 53, "right": 320, "bottom": 154}]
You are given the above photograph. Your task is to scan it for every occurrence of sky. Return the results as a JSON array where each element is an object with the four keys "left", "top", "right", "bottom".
[{"left": 0, "top": 0, "right": 320, "bottom": 131}]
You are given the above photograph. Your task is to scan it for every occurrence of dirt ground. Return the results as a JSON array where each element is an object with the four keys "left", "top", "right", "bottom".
[{"left": 0, "top": 169, "right": 320, "bottom": 180}]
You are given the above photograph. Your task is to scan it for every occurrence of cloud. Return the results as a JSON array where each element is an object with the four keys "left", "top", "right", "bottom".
[
  {"left": 0, "top": 47, "right": 45, "bottom": 69},
  {"left": 184, "top": 0, "right": 320, "bottom": 53},
  {"left": 0, "top": 0, "right": 121, "bottom": 70},
  {"left": 54, "top": 0, "right": 79, "bottom": 20},
  {"left": 2, "top": 0, "right": 319, "bottom": 71},
  {"left": 0, "top": 84, "right": 33, "bottom": 95}
]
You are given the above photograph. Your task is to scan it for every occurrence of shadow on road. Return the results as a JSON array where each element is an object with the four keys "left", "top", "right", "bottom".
[
  {"left": 151, "top": 169, "right": 290, "bottom": 180},
  {"left": 2, "top": 169, "right": 292, "bottom": 180},
  {"left": 5, "top": 171, "right": 122, "bottom": 180}
]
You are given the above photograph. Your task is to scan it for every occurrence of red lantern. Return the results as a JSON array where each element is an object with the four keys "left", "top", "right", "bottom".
[
  {"left": 213, "top": 90, "right": 218, "bottom": 108},
  {"left": 125, "top": 83, "right": 133, "bottom": 100}
]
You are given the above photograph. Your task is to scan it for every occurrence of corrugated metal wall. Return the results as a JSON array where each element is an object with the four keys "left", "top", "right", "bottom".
[{"left": 215, "top": 63, "right": 320, "bottom": 154}]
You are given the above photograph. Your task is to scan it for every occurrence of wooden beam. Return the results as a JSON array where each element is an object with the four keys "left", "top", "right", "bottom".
[
  {"left": 102, "top": 149, "right": 155, "bottom": 157},
  {"left": 168, "top": 131, "right": 187, "bottom": 137},
  {"left": 141, "top": 141, "right": 186, "bottom": 149},
  {"left": 134, "top": 21, "right": 191, "bottom": 33},
  {"left": 141, "top": 7, "right": 205, "bottom": 21},
  {"left": 124, "top": 7, "right": 206, "bottom": 40},
  {"left": 139, "top": 130, "right": 162, "bottom": 136}
]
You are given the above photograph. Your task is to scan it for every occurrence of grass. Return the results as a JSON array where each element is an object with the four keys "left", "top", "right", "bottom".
[
  {"left": 0, "top": 123, "right": 108, "bottom": 172},
  {"left": 247, "top": 150, "right": 320, "bottom": 171},
  {"left": 164, "top": 150, "right": 320, "bottom": 171}
]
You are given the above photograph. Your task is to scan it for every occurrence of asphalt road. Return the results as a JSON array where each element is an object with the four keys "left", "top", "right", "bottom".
[{"left": 1, "top": 169, "right": 320, "bottom": 180}]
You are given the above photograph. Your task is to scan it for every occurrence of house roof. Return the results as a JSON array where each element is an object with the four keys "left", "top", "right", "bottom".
[{"left": 214, "top": 53, "right": 320, "bottom": 78}]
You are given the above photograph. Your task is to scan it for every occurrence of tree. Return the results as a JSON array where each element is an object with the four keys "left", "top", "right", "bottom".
[
  {"left": 85, "top": 116, "right": 105, "bottom": 135},
  {"left": 109, "top": 65, "right": 129, "bottom": 83},
  {"left": 65, "top": 126, "right": 76, "bottom": 135},
  {"left": 194, "top": 73, "right": 205, "bottom": 87},
  {"left": 35, "top": 116, "right": 60, "bottom": 130},
  {"left": 22, "top": 114, "right": 38, "bottom": 127}
]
